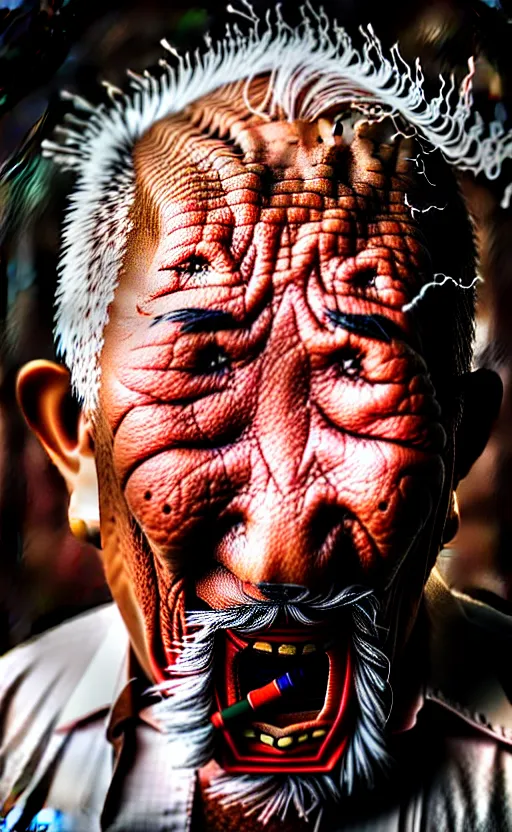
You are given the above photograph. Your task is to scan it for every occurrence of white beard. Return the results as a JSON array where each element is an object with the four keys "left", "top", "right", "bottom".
[{"left": 151, "top": 587, "right": 392, "bottom": 828}]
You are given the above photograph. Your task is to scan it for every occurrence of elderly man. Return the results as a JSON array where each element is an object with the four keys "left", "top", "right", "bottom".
[{"left": 1, "top": 4, "right": 511, "bottom": 831}]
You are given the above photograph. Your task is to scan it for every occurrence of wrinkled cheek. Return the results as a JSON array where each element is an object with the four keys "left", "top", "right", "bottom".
[
  {"left": 315, "top": 430, "right": 446, "bottom": 572},
  {"left": 370, "top": 455, "right": 446, "bottom": 581},
  {"left": 123, "top": 447, "right": 245, "bottom": 565}
]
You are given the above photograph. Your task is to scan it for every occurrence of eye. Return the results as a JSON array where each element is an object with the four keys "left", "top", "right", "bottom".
[
  {"left": 331, "top": 346, "right": 362, "bottom": 378},
  {"left": 191, "top": 342, "right": 231, "bottom": 375},
  {"left": 177, "top": 254, "right": 210, "bottom": 278},
  {"left": 352, "top": 267, "right": 377, "bottom": 290}
]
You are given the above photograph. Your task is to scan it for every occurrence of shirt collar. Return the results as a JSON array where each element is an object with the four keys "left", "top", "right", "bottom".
[{"left": 424, "top": 566, "right": 512, "bottom": 746}]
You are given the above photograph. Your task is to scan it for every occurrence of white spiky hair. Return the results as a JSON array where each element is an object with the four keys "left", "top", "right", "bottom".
[{"left": 43, "top": 1, "right": 512, "bottom": 412}]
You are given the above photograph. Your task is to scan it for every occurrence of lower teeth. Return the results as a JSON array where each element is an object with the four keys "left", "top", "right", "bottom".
[{"left": 242, "top": 727, "right": 328, "bottom": 749}]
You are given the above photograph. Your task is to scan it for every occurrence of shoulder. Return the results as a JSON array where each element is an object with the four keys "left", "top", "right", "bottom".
[
  {"left": 405, "top": 570, "right": 512, "bottom": 832},
  {"left": 419, "top": 709, "right": 512, "bottom": 832},
  {"left": 424, "top": 566, "right": 512, "bottom": 747},
  {"left": 0, "top": 603, "right": 123, "bottom": 716},
  {"left": 1, "top": 601, "right": 120, "bottom": 667},
  {"left": 0, "top": 603, "right": 127, "bottom": 807}
]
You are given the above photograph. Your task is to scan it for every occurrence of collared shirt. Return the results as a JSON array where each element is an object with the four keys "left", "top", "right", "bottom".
[{"left": 1, "top": 569, "right": 512, "bottom": 831}]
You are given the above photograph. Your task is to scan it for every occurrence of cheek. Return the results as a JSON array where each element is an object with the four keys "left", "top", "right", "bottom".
[
  {"left": 307, "top": 346, "right": 447, "bottom": 570},
  {"left": 123, "top": 448, "right": 245, "bottom": 555},
  {"left": 109, "top": 370, "right": 259, "bottom": 558},
  {"left": 311, "top": 347, "right": 446, "bottom": 454},
  {"left": 314, "top": 424, "right": 445, "bottom": 569}
]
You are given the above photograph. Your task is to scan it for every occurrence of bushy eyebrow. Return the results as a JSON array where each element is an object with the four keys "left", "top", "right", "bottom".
[
  {"left": 326, "top": 309, "right": 413, "bottom": 346},
  {"left": 150, "top": 308, "right": 236, "bottom": 333},
  {"left": 150, "top": 305, "right": 415, "bottom": 347}
]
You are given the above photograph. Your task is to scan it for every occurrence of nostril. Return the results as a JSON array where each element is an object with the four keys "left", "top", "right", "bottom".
[
  {"left": 257, "top": 582, "right": 308, "bottom": 602},
  {"left": 309, "top": 505, "right": 347, "bottom": 550},
  {"left": 309, "top": 505, "right": 365, "bottom": 584}
]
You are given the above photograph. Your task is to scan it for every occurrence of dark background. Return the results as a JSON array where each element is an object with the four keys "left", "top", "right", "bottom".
[{"left": 1, "top": 0, "right": 512, "bottom": 652}]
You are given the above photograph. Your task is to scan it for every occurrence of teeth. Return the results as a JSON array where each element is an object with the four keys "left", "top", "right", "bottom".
[
  {"left": 277, "top": 736, "right": 294, "bottom": 748},
  {"left": 253, "top": 641, "right": 273, "bottom": 653},
  {"left": 277, "top": 644, "right": 297, "bottom": 656},
  {"left": 252, "top": 641, "right": 319, "bottom": 655},
  {"left": 242, "top": 729, "right": 328, "bottom": 749}
]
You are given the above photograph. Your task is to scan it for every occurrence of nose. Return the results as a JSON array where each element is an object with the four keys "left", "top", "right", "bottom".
[
  {"left": 214, "top": 292, "right": 359, "bottom": 591},
  {"left": 215, "top": 483, "right": 357, "bottom": 590}
]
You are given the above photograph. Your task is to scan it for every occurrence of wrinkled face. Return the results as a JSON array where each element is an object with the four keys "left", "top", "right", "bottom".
[{"left": 96, "top": 86, "right": 452, "bottom": 773}]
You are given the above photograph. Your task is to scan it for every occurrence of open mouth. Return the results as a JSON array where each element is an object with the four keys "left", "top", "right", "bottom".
[{"left": 212, "top": 626, "right": 353, "bottom": 773}]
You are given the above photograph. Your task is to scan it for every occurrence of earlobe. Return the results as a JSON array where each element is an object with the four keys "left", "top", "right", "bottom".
[
  {"left": 454, "top": 368, "right": 503, "bottom": 486},
  {"left": 16, "top": 360, "right": 93, "bottom": 489}
]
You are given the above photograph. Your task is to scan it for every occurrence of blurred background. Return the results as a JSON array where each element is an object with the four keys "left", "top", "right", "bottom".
[{"left": 1, "top": 0, "right": 512, "bottom": 652}]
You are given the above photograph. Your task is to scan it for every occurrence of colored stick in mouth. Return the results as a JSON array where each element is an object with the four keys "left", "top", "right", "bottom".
[
  {"left": 211, "top": 639, "right": 337, "bottom": 729},
  {"left": 211, "top": 666, "right": 307, "bottom": 729},
  {"left": 213, "top": 630, "right": 353, "bottom": 773}
]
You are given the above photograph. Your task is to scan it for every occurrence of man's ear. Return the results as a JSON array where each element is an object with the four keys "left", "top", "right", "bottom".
[
  {"left": 16, "top": 360, "right": 99, "bottom": 534},
  {"left": 454, "top": 368, "right": 503, "bottom": 486}
]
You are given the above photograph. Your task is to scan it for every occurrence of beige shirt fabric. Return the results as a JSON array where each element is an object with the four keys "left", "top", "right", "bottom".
[{"left": 1, "top": 568, "right": 512, "bottom": 831}]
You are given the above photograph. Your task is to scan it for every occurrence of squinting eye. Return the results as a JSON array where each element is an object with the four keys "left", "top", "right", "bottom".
[
  {"left": 177, "top": 254, "right": 210, "bottom": 278},
  {"left": 352, "top": 267, "right": 377, "bottom": 290},
  {"left": 332, "top": 347, "right": 362, "bottom": 378},
  {"left": 191, "top": 343, "right": 231, "bottom": 375}
]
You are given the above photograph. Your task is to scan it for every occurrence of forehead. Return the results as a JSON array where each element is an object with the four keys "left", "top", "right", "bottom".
[{"left": 120, "top": 84, "right": 431, "bottom": 324}]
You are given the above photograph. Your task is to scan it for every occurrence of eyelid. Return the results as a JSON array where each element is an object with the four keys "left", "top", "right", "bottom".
[
  {"left": 158, "top": 243, "right": 236, "bottom": 275},
  {"left": 177, "top": 258, "right": 210, "bottom": 277}
]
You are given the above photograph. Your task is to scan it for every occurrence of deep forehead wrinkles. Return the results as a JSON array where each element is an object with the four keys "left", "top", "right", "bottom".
[{"left": 125, "top": 82, "right": 431, "bottom": 326}]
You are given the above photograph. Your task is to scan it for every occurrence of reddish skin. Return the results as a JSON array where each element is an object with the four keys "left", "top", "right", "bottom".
[{"left": 95, "top": 99, "right": 453, "bottom": 823}]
